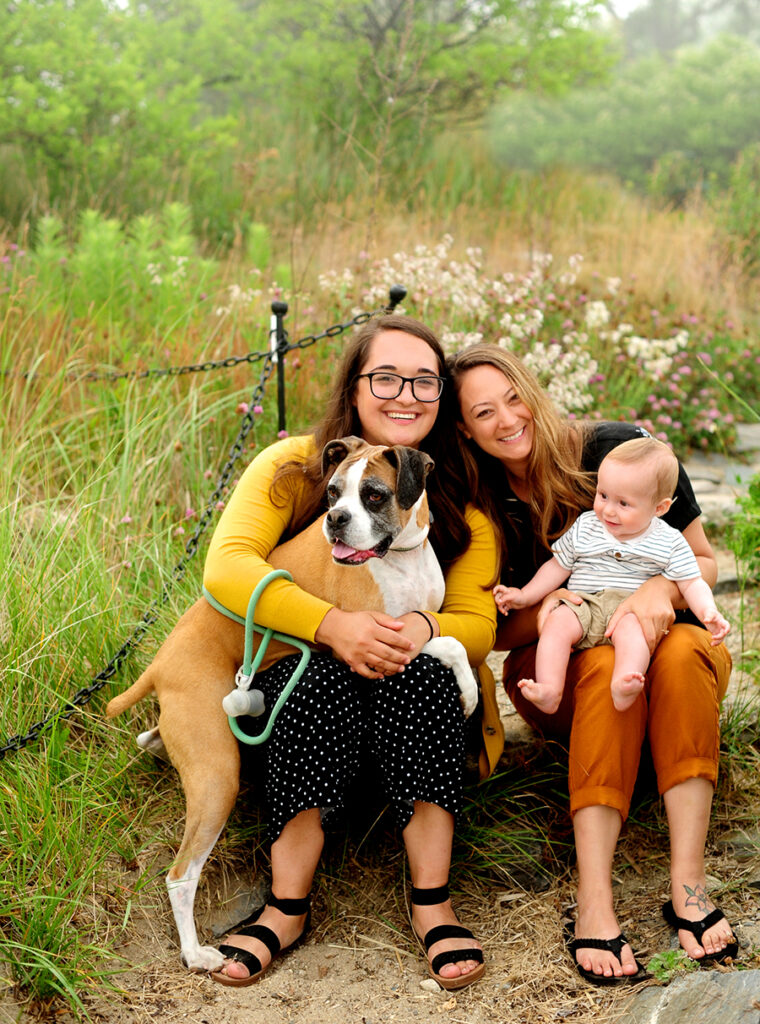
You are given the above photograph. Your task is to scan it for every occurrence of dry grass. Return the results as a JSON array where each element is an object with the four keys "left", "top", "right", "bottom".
[{"left": 270, "top": 172, "right": 752, "bottom": 333}]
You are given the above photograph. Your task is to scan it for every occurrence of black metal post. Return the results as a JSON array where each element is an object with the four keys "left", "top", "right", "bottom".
[
  {"left": 387, "top": 284, "right": 407, "bottom": 310},
  {"left": 271, "top": 300, "right": 289, "bottom": 434}
]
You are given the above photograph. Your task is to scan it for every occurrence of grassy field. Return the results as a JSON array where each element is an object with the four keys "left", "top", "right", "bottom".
[{"left": 2, "top": 177, "right": 759, "bottom": 1018}]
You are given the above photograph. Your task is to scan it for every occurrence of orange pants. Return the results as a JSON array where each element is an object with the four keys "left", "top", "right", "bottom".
[{"left": 503, "top": 624, "right": 732, "bottom": 821}]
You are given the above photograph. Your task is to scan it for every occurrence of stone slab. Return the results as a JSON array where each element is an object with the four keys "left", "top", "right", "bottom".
[
  {"left": 622, "top": 971, "right": 760, "bottom": 1024},
  {"left": 735, "top": 423, "right": 760, "bottom": 454}
]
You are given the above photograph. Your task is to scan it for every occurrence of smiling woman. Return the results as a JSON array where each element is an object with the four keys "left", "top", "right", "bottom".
[
  {"left": 350, "top": 334, "right": 443, "bottom": 448},
  {"left": 456, "top": 362, "right": 535, "bottom": 486},
  {"left": 447, "top": 343, "right": 737, "bottom": 986},
  {"left": 178, "top": 316, "right": 502, "bottom": 989}
]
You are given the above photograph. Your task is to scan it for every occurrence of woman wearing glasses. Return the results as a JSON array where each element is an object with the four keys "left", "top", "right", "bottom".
[{"left": 203, "top": 315, "right": 502, "bottom": 989}]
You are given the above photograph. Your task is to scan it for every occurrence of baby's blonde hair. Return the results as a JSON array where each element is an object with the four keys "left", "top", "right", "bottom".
[{"left": 602, "top": 437, "right": 678, "bottom": 503}]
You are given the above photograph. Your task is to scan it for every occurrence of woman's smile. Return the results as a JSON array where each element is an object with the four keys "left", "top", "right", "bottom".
[
  {"left": 352, "top": 331, "right": 441, "bottom": 448},
  {"left": 498, "top": 425, "right": 526, "bottom": 444},
  {"left": 457, "top": 364, "right": 534, "bottom": 471}
]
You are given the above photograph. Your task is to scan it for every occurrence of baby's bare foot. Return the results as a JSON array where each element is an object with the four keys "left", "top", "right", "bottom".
[
  {"left": 610, "top": 672, "right": 645, "bottom": 712},
  {"left": 517, "top": 677, "right": 563, "bottom": 714}
]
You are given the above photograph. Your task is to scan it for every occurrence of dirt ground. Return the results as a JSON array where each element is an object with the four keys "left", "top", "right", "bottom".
[{"left": 3, "top": 580, "right": 759, "bottom": 1024}]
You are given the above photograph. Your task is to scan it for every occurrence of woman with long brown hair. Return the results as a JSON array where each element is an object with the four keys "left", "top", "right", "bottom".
[
  {"left": 203, "top": 317, "right": 503, "bottom": 989},
  {"left": 447, "top": 343, "right": 736, "bottom": 985}
]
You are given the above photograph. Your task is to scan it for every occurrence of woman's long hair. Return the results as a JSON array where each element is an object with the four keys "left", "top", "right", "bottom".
[
  {"left": 446, "top": 345, "right": 596, "bottom": 564},
  {"left": 271, "top": 314, "right": 472, "bottom": 568}
]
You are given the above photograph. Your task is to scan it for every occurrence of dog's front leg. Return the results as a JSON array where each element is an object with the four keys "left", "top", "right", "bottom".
[{"left": 423, "top": 637, "right": 479, "bottom": 718}]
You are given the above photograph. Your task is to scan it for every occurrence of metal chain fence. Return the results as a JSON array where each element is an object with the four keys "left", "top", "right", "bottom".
[{"left": 0, "top": 286, "right": 406, "bottom": 759}]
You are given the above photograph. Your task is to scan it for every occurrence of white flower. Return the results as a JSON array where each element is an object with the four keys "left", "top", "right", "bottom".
[{"left": 584, "top": 301, "right": 610, "bottom": 330}]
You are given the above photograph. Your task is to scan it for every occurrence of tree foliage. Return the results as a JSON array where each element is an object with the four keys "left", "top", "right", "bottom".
[
  {"left": 488, "top": 33, "right": 760, "bottom": 202},
  {"left": 0, "top": 0, "right": 614, "bottom": 233},
  {"left": 604, "top": 0, "right": 760, "bottom": 55}
]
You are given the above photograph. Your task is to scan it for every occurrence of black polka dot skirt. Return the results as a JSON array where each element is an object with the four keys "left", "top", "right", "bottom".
[{"left": 249, "top": 651, "right": 466, "bottom": 843}]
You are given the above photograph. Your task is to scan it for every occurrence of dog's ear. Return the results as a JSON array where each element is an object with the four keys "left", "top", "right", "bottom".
[
  {"left": 384, "top": 447, "right": 434, "bottom": 510},
  {"left": 322, "top": 436, "right": 365, "bottom": 475}
]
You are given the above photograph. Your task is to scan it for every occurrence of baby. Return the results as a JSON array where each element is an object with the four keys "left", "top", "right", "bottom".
[{"left": 494, "top": 437, "right": 730, "bottom": 713}]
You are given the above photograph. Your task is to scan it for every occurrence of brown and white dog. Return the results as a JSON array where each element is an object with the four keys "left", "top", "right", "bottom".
[{"left": 106, "top": 436, "right": 477, "bottom": 972}]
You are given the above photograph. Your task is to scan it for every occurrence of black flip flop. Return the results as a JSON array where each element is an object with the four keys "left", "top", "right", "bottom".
[
  {"left": 564, "top": 923, "right": 648, "bottom": 987},
  {"left": 661, "top": 900, "right": 738, "bottom": 963}
]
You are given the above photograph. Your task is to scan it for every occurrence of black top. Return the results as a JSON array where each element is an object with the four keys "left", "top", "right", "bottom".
[{"left": 497, "top": 421, "right": 703, "bottom": 627}]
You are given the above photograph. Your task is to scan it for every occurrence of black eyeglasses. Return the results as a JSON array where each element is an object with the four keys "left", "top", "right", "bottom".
[{"left": 355, "top": 372, "right": 445, "bottom": 402}]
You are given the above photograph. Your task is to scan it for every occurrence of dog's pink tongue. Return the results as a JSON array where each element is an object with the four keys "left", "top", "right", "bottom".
[{"left": 332, "top": 541, "right": 376, "bottom": 563}]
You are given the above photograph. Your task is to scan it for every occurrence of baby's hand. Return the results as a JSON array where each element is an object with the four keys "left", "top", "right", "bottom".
[
  {"left": 703, "top": 608, "right": 730, "bottom": 645},
  {"left": 493, "top": 584, "right": 525, "bottom": 614}
]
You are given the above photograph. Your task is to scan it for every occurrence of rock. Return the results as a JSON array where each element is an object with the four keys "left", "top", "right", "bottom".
[
  {"left": 695, "top": 492, "right": 742, "bottom": 527},
  {"left": 419, "top": 978, "right": 442, "bottom": 993},
  {"left": 622, "top": 970, "right": 760, "bottom": 1024},
  {"left": 735, "top": 423, "right": 760, "bottom": 454},
  {"left": 715, "top": 827, "right": 760, "bottom": 861},
  {"left": 205, "top": 878, "right": 271, "bottom": 937}
]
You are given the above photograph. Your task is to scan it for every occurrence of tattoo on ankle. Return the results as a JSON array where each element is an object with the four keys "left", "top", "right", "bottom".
[{"left": 683, "top": 884, "right": 710, "bottom": 914}]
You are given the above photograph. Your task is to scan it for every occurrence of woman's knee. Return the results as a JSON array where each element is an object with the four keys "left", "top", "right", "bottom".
[{"left": 647, "top": 624, "right": 731, "bottom": 703}]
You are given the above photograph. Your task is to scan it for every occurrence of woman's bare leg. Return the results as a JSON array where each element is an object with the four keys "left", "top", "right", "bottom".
[
  {"left": 664, "top": 777, "right": 735, "bottom": 958},
  {"left": 572, "top": 805, "right": 640, "bottom": 978},
  {"left": 218, "top": 807, "right": 323, "bottom": 980},
  {"left": 405, "top": 801, "right": 482, "bottom": 982}
]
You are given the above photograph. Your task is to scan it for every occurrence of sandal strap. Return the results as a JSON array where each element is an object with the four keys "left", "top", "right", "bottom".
[
  {"left": 566, "top": 933, "right": 628, "bottom": 959},
  {"left": 234, "top": 922, "right": 281, "bottom": 957},
  {"left": 268, "top": 893, "right": 311, "bottom": 916},
  {"left": 662, "top": 900, "right": 725, "bottom": 942},
  {"left": 422, "top": 923, "right": 476, "bottom": 952},
  {"left": 431, "top": 947, "right": 484, "bottom": 974},
  {"left": 411, "top": 884, "right": 449, "bottom": 906},
  {"left": 217, "top": 943, "right": 264, "bottom": 975}
]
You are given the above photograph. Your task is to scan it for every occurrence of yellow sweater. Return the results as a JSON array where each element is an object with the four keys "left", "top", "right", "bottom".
[{"left": 203, "top": 435, "right": 504, "bottom": 777}]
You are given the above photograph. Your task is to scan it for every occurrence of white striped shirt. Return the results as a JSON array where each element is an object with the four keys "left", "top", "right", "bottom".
[{"left": 551, "top": 511, "right": 701, "bottom": 593}]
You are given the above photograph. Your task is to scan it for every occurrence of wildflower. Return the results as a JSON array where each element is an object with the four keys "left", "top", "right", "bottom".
[
  {"left": 278, "top": 430, "right": 289, "bottom": 439},
  {"left": 185, "top": 508, "right": 196, "bottom": 519},
  {"left": 120, "top": 515, "right": 133, "bottom": 525},
  {"left": 204, "top": 469, "right": 213, "bottom": 479},
  {"left": 236, "top": 402, "right": 249, "bottom": 415},
  {"left": 584, "top": 301, "right": 610, "bottom": 330},
  {"left": 173, "top": 526, "right": 186, "bottom": 538},
  {"left": 253, "top": 405, "right": 263, "bottom": 415}
]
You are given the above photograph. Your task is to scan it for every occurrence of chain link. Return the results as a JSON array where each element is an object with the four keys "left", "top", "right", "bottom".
[
  {"left": 6, "top": 307, "right": 381, "bottom": 384},
  {"left": 0, "top": 294, "right": 403, "bottom": 758}
]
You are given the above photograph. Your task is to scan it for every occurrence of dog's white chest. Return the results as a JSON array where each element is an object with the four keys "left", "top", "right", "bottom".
[{"left": 367, "top": 543, "right": 445, "bottom": 617}]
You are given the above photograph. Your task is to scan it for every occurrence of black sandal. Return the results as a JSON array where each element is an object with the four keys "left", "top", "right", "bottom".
[
  {"left": 411, "top": 884, "right": 485, "bottom": 990},
  {"left": 661, "top": 899, "right": 738, "bottom": 963},
  {"left": 210, "top": 893, "right": 311, "bottom": 987},
  {"left": 564, "top": 923, "right": 648, "bottom": 987}
]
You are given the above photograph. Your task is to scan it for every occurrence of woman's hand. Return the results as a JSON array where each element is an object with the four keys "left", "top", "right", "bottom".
[
  {"left": 536, "top": 589, "right": 582, "bottom": 635},
  {"left": 605, "top": 576, "right": 677, "bottom": 652},
  {"left": 314, "top": 607, "right": 415, "bottom": 679}
]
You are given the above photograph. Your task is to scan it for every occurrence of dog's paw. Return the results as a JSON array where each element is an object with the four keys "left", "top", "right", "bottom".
[
  {"left": 459, "top": 679, "right": 479, "bottom": 718},
  {"left": 182, "top": 945, "right": 226, "bottom": 972},
  {"left": 423, "top": 637, "right": 478, "bottom": 718}
]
